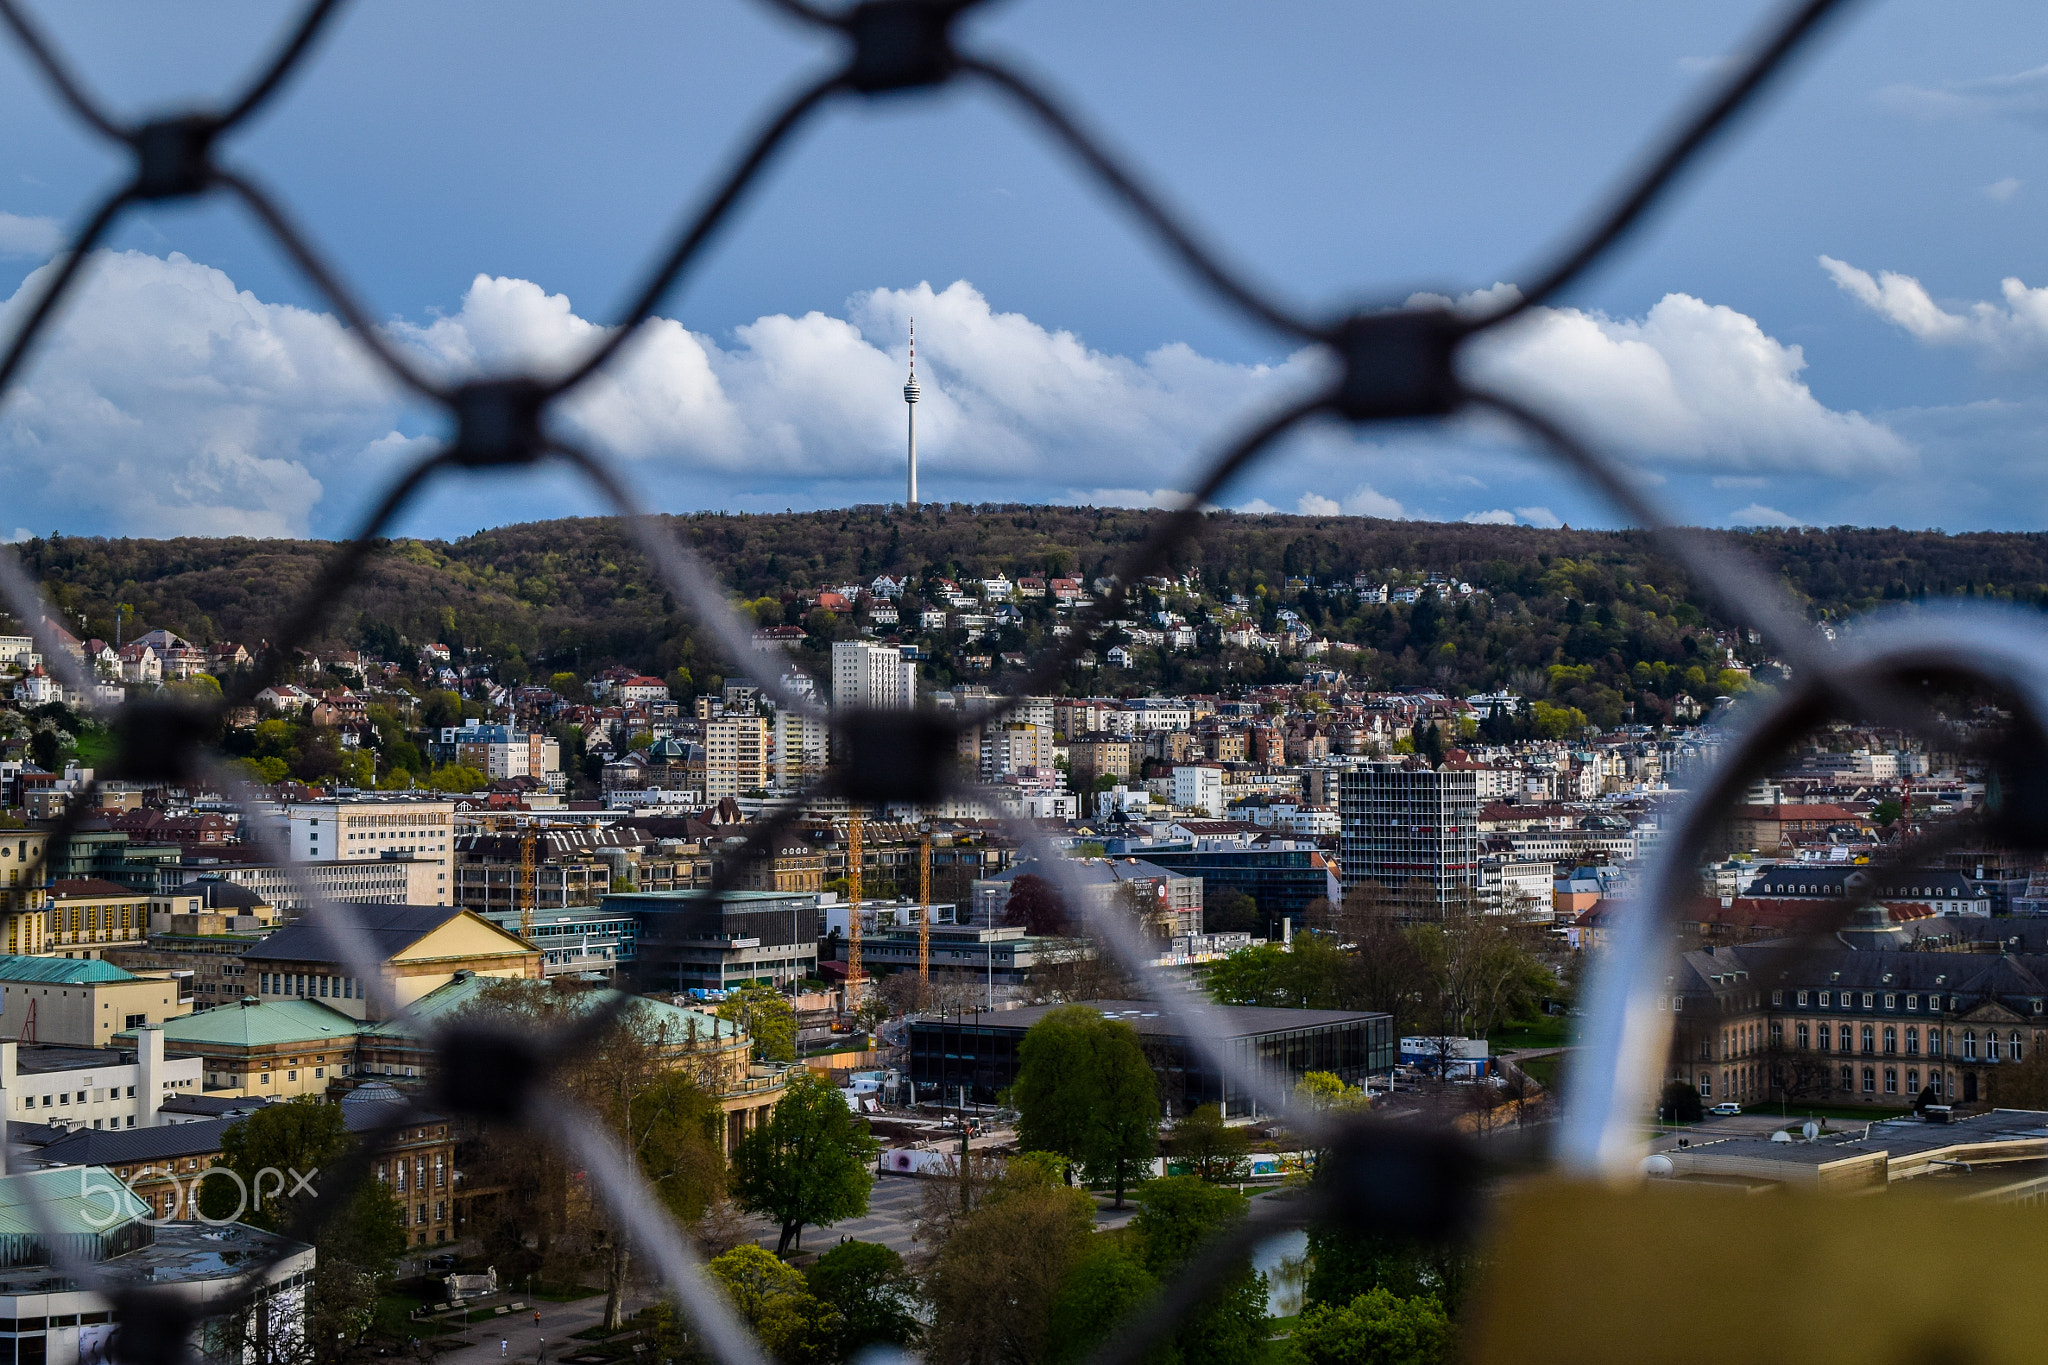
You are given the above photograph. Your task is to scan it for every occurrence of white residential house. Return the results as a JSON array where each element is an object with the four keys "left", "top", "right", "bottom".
[{"left": 117, "top": 643, "right": 161, "bottom": 685}]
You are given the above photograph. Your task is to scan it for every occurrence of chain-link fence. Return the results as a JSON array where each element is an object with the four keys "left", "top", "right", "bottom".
[{"left": 4, "top": 0, "right": 2042, "bottom": 1360}]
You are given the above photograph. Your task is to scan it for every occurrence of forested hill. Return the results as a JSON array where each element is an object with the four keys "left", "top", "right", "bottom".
[{"left": 10, "top": 507, "right": 2048, "bottom": 704}]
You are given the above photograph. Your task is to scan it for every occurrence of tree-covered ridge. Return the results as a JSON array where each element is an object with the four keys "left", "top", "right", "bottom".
[{"left": 13, "top": 508, "right": 2048, "bottom": 706}]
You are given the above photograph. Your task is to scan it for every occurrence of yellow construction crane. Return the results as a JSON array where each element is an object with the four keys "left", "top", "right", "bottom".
[
  {"left": 846, "top": 806, "right": 864, "bottom": 988},
  {"left": 919, "top": 827, "right": 932, "bottom": 985},
  {"left": 516, "top": 825, "right": 537, "bottom": 940}
]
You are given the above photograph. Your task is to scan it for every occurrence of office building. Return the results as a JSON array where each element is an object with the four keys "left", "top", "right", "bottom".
[
  {"left": 908, "top": 1000, "right": 1394, "bottom": 1112},
  {"left": 606, "top": 889, "right": 820, "bottom": 993},
  {"left": 281, "top": 798, "right": 456, "bottom": 906},
  {"left": 1339, "top": 763, "right": 1479, "bottom": 919}
]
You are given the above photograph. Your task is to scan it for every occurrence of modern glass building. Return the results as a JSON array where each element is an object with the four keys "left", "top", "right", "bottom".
[{"left": 907, "top": 999, "right": 1394, "bottom": 1114}]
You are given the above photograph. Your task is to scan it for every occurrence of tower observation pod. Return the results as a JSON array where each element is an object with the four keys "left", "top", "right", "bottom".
[{"left": 904, "top": 318, "right": 920, "bottom": 508}]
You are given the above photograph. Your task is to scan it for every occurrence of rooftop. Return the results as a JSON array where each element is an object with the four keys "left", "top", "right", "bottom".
[
  {"left": 0, "top": 956, "right": 141, "bottom": 986},
  {"left": 244, "top": 901, "right": 467, "bottom": 964},
  {"left": 921, "top": 999, "right": 1388, "bottom": 1038},
  {"left": 113, "top": 998, "right": 358, "bottom": 1050},
  {"left": 24, "top": 1117, "right": 238, "bottom": 1169}
]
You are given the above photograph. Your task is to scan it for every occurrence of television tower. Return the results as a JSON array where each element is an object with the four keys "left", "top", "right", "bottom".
[{"left": 903, "top": 318, "right": 920, "bottom": 508}]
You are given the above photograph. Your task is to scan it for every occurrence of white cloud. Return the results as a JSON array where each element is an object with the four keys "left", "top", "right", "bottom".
[
  {"left": 1878, "top": 65, "right": 2048, "bottom": 126},
  {"left": 0, "top": 246, "right": 1917, "bottom": 537},
  {"left": 1711, "top": 475, "right": 1769, "bottom": 489},
  {"left": 1986, "top": 176, "right": 2023, "bottom": 203},
  {"left": 1238, "top": 498, "right": 1283, "bottom": 515},
  {"left": 1464, "top": 289, "right": 1910, "bottom": 475},
  {"left": 1461, "top": 509, "right": 1516, "bottom": 525},
  {"left": 1067, "top": 488, "right": 1190, "bottom": 510},
  {"left": 1514, "top": 505, "right": 1562, "bottom": 528},
  {"left": 0, "top": 250, "right": 392, "bottom": 536},
  {"left": 1729, "top": 503, "right": 1806, "bottom": 528},
  {"left": 1822, "top": 255, "right": 2048, "bottom": 362},
  {"left": 0, "top": 213, "right": 59, "bottom": 258},
  {"left": 1338, "top": 485, "right": 1405, "bottom": 518}
]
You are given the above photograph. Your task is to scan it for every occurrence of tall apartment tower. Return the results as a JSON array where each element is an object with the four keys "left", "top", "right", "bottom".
[
  {"left": 705, "top": 715, "right": 769, "bottom": 800},
  {"left": 1338, "top": 763, "right": 1479, "bottom": 919},
  {"left": 831, "top": 640, "right": 916, "bottom": 711}
]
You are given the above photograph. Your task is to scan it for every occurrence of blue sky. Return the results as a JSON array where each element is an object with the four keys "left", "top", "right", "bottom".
[{"left": 4, "top": 0, "right": 2048, "bottom": 540}]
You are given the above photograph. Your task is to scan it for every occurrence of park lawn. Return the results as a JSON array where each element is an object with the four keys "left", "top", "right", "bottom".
[
  {"left": 1518, "top": 1055, "right": 1563, "bottom": 1093},
  {"left": 370, "top": 1294, "right": 457, "bottom": 1341},
  {"left": 528, "top": 1282, "right": 603, "bottom": 1302},
  {"left": 69, "top": 726, "right": 118, "bottom": 769},
  {"left": 1489, "top": 1017, "right": 1571, "bottom": 1052}
]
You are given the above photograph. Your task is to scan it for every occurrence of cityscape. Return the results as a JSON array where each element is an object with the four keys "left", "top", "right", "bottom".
[
  {"left": 3, "top": 527, "right": 2047, "bottom": 1363},
  {"left": 4, "top": 0, "right": 2048, "bottom": 1362}
]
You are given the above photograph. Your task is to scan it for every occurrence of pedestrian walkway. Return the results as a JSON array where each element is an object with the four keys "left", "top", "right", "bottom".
[{"left": 433, "top": 1291, "right": 644, "bottom": 1365}]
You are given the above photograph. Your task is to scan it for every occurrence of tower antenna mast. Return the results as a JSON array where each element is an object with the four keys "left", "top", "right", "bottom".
[{"left": 904, "top": 318, "right": 920, "bottom": 508}]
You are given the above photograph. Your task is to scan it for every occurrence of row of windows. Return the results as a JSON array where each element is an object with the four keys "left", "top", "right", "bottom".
[
  {"left": 1786, "top": 1022, "right": 2024, "bottom": 1061},
  {"left": 1776, "top": 987, "right": 2047, "bottom": 1015},
  {"left": 259, "top": 971, "right": 361, "bottom": 1000},
  {"left": 1707, "top": 1065, "right": 1948, "bottom": 1098}
]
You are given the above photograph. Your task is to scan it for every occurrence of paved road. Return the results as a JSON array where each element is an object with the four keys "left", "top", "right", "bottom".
[{"left": 431, "top": 1290, "right": 648, "bottom": 1365}]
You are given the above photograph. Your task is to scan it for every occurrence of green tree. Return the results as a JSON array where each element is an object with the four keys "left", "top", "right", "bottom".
[
  {"left": 425, "top": 762, "right": 488, "bottom": 793},
  {"left": 708, "top": 1244, "right": 842, "bottom": 1365},
  {"left": 718, "top": 983, "right": 797, "bottom": 1062},
  {"left": 1045, "top": 1241, "right": 1158, "bottom": 1365},
  {"left": 197, "top": 1098, "right": 407, "bottom": 1353},
  {"left": 336, "top": 748, "right": 375, "bottom": 789},
  {"left": 1303, "top": 1225, "right": 1473, "bottom": 1317},
  {"left": 1013, "top": 1005, "right": 1161, "bottom": 1206},
  {"left": 924, "top": 1171, "right": 1096, "bottom": 1365},
  {"left": 733, "top": 1070, "right": 880, "bottom": 1254},
  {"left": 547, "top": 671, "right": 582, "bottom": 697},
  {"left": 806, "top": 1240, "right": 920, "bottom": 1356},
  {"left": 1134, "top": 1177, "right": 1268, "bottom": 1365},
  {"left": 1203, "top": 888, "right": 1262, "bottom": 935},
  {"left": 1289, "top": 1288, "right": 1453, "bottom": 1365},
  {"left": 1169, "top": 1103, "right": 1251, "bottom": 1183}
]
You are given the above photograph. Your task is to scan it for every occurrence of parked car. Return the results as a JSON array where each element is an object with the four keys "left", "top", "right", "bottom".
[{"left": 1708, "top": 1102, "right": 1743, "bottom": 1116}]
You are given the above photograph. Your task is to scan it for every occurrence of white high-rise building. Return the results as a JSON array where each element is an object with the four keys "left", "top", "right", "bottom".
[
  {"left": 773, "top": 710, "right": 831, "bottom": 788},
  {"left": 706, "top": 715, "right": 770, "bottom": 800},
  {"left": 831, "top": 640, "right": 916, "bottom": 711}
]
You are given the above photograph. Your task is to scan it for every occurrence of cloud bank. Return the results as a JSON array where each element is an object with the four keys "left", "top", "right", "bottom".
[
  {"left": 1822, "top": 255, "right": 2048, "bottom": 362},
  {"left": 0, "top": 247, "right": 1914, "bottom": 538}
]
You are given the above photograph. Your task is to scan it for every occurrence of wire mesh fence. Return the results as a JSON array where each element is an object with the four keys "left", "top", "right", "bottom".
[{"left": 2, "top": 0, "right": 2042, "bottom": 1360}]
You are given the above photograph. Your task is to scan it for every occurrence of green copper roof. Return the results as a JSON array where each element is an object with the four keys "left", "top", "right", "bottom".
[
  {"left": 0, "top": 1166, "right": 152, "bottom": 1238},
  {"left": 114, "top": 998, "right": 360, "bottom": 1049},
  {"left": 0, "top": 955, "right": 140, "bottom": 985}
]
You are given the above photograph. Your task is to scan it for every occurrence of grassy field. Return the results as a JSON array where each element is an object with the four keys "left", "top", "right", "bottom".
[
  {"left": 1518, "top": 1054, "right": 1564, "bottom": 1093},
  {"left": 70, "top": 725, "right": 119, "bottom": 770},
  {"left": 1489, "top": 1017, "right": 1572, "bottom": 1052}
]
